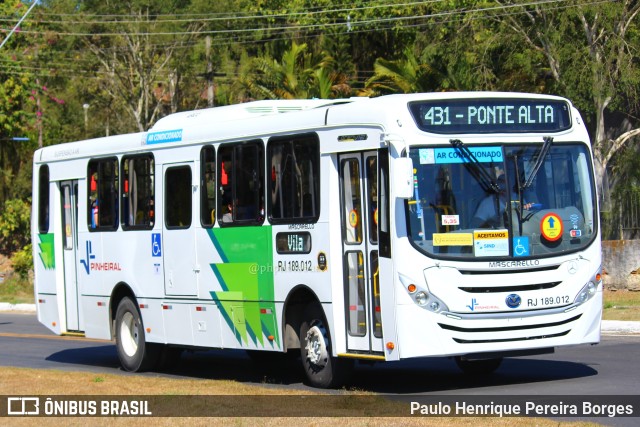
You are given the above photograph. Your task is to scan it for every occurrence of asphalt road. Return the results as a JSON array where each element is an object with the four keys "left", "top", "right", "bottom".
[{"left": 1, "top": 312, "right": 638, "bottom": 425}]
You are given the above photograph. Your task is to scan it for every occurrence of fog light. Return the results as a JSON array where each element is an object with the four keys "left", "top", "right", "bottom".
[{"left": 415, "top": 291, "right": 429, "bottom": 306}]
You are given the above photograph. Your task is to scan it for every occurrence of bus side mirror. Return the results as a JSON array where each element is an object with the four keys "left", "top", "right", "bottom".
[{"left": 394, "top": 157, "right": 414, "bottom": 199}]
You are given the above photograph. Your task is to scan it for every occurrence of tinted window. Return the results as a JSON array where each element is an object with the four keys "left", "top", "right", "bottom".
[
  {"left": 38, "top": 165, "right": 50, "bottom": 233},
  {"left": 406, "top": 143, "right": 597, "bottom": 260},
  {"left": 88, "top": 158, "right": 119, "bottom": 231},
  {"left": 218, "top": 141, "right": 264, "bottom": 225},
  {"left": 268, "top": 134, "right": 320, "bottom": 223},
  {"left": 121, "top": 154, "right": 155, "bottom": 230},
  {"left": 201, "top": 146, "right": 216, "bottom": 227},
  {"left": 165, "top": 166, "right": 192, "bottom": 229}
]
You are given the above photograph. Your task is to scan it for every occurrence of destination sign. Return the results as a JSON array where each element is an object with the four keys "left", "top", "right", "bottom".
[
  {"left": 409, "top": 98, "right": 571, "bottom": 134},
  {"left": 276, "top": 232, "right": 312, "bottom": 254}
]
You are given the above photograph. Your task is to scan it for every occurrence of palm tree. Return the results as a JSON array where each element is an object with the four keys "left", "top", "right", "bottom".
[
  {"left": 361, "top": 48, "right": 442, "bottom": 96},
  {"left": 241, "top": 42, "right": 350, "bottom": 100}
]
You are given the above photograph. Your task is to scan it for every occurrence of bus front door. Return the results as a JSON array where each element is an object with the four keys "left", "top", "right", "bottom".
[
  {"left": 339, "top": 152, "right": 383, "bottom": 354},
  {"left": 60, "top": 180, "right": 83, "bottom": 332}
]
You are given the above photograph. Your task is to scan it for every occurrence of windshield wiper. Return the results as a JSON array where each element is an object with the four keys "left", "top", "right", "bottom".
[
  {"left": 523, "top": 136, "right": 553, "bottom": 188},
  {"left": 450, "top": 139, "right": 500, "bottom": 193}
]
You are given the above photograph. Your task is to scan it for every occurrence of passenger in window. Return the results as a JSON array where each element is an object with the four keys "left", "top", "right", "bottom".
[
  {"left": 471, "top": 173, "right": 510, "bottom": 229},
  {"left": 91, "top": 199, "right": 98, "bottom": 228},
  {"left": 222, "top": 201, "right": 233, "bottom": 223},
  {"left": 472, "top": 174, "right": 538, "bottom": 228},
  {"left": 149, "top": 198, "right": 155, "bottom": 223},
  {"left": 257, "top": 202, "right": 265, "bottom": 223}
]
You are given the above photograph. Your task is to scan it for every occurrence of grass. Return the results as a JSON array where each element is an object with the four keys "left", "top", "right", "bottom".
[
  {"left": 0, "top": 274, "right": 34, "bottom": 305},
  {"left": 0, "top": 367, "right": 600, "bottom": 426},
  {"left": 602, "top": 289, "right": 640, "bottom": 321}
]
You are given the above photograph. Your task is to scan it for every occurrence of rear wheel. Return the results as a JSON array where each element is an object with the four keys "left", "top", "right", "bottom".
[
  {"left": 115, "top": 297, "right": 159, "bottom": 372},
  {"left": 455, "top": 357, "right": 503, "bottom": 375},
  {"left": 299, "top": 303, "right": 352, "bottom": 388}
]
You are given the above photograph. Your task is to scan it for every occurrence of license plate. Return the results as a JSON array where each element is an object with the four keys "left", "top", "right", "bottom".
[{"left": 525, "top": 295, "right": 571, "bottom": 308}]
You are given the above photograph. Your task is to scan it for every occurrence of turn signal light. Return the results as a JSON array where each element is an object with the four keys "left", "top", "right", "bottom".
[
  {"left": 407, "top": 284, "right": 417, "bottom": 293},
  {"left": 386, "top": 342, "right": 395, "bottom": 350}
]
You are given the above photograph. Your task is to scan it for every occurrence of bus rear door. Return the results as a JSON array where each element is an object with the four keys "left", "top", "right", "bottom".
[
  {"left": 60, "top": 180, "right": 84, "bottom": 332},
  {"left": 339, "top": 151, "right": 383, "bottom": 354}
]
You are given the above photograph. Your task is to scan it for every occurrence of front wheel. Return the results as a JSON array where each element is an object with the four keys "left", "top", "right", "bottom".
[
  {"left": 299, "top": 303, "right": 352, "bottom": 388},
  {"left": 115, "top": 297, "right": 160, "bottom": 372},
  {"left": 455, "top": 357, "right": 503, "bottom": 375}
]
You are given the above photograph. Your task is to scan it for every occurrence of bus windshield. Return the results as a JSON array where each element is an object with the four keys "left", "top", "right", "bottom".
[{"left": 406, "top": 142, "right": 597, "bottom": 260}]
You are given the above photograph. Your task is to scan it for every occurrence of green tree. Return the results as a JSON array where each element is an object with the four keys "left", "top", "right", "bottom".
[
  {"left": 0, "top": 0, "right": 43, "bottom": 207},
  {"left": 0, "top": 199, "right": 31, "bottom": 255},
  {"left": 51, "top": 0, "right": 207, "bottom": 132},
  {"left": 492, "top": 0, "right": 640, "bottom": 203},
  {"left": 362, "top": 48, "right": 442, "bottom": 96},
  {"left": 247, "top": 42, "right": 339, "bottom": 99}
]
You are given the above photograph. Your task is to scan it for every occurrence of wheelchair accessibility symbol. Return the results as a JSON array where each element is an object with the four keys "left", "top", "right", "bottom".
[
  {"left": 152, "top": 233, "right": 162, "bottom": 257},
  {"left": 513, "top": 237, "right": 529, "bottom": 257}
]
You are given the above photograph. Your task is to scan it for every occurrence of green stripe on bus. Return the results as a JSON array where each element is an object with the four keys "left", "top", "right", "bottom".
[
  {"left": 207, "top": 226, "right": 280, "bottom": 348},
  {"left": 38, "top": 233, "right": 55, "bottom": 270}
]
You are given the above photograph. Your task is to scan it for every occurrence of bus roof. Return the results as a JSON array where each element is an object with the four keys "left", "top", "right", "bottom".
[
  {"left": 149, "top": 98, "right": 361, "bottom": 132},
  {"left": 34, "top": 92, "right": 576, "bottom": 163}
]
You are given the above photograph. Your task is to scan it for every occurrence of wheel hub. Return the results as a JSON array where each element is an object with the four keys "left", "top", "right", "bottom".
[
  {"left": 120, "top": 311, "right": 139, "bottom": 357},
  {"left": 305, "top": 323, "right": 328, "bottom": 367}
]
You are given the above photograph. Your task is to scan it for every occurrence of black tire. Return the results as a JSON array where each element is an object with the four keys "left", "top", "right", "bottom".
[
  {"left": 455, "top": 357, "right": 503, "bottom": 375},
  {"left": 114, "top": 297, "right": 160, "bottom": 372},
  {"left": 299, "top": 303, "right": 353, "bottom": 388}
]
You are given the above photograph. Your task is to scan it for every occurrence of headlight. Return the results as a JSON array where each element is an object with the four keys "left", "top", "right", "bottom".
[
  {"left": 415, "top": 291, "right": 429, "bottom": 306},
  {"left": 573, "top": 280, "right": 598, "bottom": 306},
  {"left": 400, "top": 274, "right": 449, "bottom": 313}
]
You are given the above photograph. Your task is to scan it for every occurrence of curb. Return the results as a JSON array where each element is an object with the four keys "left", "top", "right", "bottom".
[
  {"left": 0, "top": 303, "right": 639, "bottom": 335},
  {"left": 0, "top": 302, "right": 37, "bottom": 313},
  {"left": 599, "top": 320, "right": 640, "bottom": 335}
]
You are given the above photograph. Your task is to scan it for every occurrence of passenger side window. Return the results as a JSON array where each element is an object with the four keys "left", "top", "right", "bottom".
[
  {"left": 217, "top": 140, "right": 264, "bottom": 225},
  {"left": 38, "top": 165, "right": 50, "bottom": 234},
  {"left": 88, "top": 158, "right": 119, "bottom": 231},
  {"left": 200, "top": 146, "right": 216, "bottom": 227},
  {"left": 121, "top": 154, "right": 155, "bottom": 230},
  {"left": 165, "top": 166, "right": 192, "bottom": 229},
  {"left": 267, "top": 133, "right": 320, "bottom": 223}
]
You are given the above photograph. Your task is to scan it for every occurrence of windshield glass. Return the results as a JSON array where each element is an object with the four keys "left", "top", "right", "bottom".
[{"left": 407, "top": 143, "right": 597, "bottom": 260}]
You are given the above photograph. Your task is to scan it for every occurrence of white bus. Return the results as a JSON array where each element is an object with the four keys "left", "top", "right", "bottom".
[{"left": 32, "top": 92, "right": 602, "bottom": 388}]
